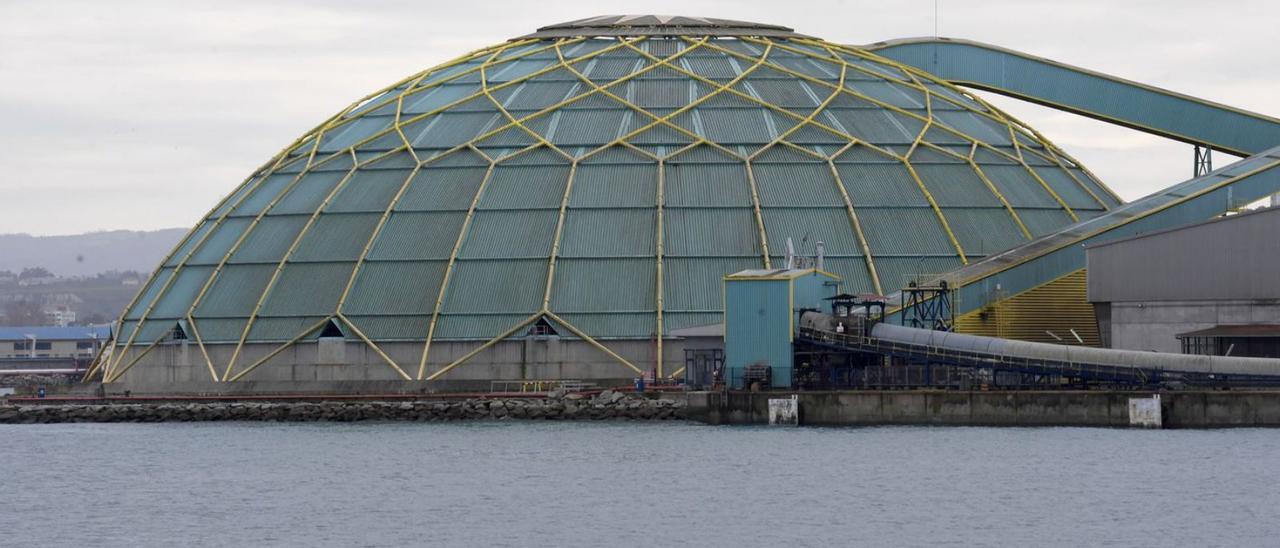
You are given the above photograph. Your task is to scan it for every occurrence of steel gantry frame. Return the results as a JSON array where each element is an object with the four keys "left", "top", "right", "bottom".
[{"left": 97, "top": 29, "right": 1117, "bottom": 384}]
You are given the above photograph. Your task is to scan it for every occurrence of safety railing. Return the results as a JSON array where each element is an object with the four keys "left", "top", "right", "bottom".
[{"left": 488, "top": 379, "right": 596, "bottom": 393}]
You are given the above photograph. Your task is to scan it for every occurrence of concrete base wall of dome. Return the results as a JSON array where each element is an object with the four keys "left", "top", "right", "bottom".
[{"left": 105, "top": 337, "right": 689, "bottom": 393}]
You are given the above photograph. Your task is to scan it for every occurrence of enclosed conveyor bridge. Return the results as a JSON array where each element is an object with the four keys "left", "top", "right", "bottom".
[
  {"left": 866, "top": 37, "right": 1280, "bottom": 156},
  {"left": 799, "top": 321, "right": 1280, "bottom": 387},
  {"left": 861, "top": 38, "right": 1280, "bottom": 327}
]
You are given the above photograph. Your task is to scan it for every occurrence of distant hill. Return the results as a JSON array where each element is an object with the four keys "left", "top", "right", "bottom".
[{"left": 0, "top": 229, "right": 187, "bottom": 277}]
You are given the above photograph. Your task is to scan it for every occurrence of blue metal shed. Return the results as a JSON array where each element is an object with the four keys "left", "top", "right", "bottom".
[{"left": 724, "top": 268, "right": 840, "bottom": 388}]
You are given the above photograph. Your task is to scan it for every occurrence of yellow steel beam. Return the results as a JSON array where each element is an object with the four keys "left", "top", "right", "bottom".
[
  {"left": 80, "top": 338, "right": 112, "bottom": 383},
  {"left": 225, "top": 318, "right": 331, "bottom": 382},
  {"left": 223, "top": 149, "right": 363, "bottom": 381},
  {"left": 104, "top": 333, "right": 165, "bottom": 384},
  {"left": 541, "top": 161, "right": 579, "bottom": 310},
  {"left": 184, "top": 317, "right": 219, "bottom": 382},
  {"left": 336, "top": 313, "right": 411, "bottom": 381},
  {"left": 742, "top": 161, "right": 772, "bottom": 269},
  {"left": 1007, "top": 124, "right": 1079, "bottom": 222},
  {"left": 480, "top": 43, "right": 575, "bottom": 162},
  {"left": 655, "top": 159, "right": 665, "bottom": 377},
  {"left": 902, "top": 157, "right": 968, "bottom": 264},
  {"left": 543, "top": 312, "right": 644, "bottom": 375},
  {"left": 826, "top": 143, "right": 883, "bottom": 294},
  {"left": 426, "top": 312, "right": 542, "bottom": 381},
  {"left": 417, "top": 157, "right": 498, "bottom": 379}
]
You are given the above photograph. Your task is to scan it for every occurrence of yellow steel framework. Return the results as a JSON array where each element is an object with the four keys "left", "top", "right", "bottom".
[{"left": 102, "top": 27, "right": 1117, "bottom": 384}]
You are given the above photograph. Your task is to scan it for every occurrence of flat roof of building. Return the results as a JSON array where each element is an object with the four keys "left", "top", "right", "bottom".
[
  {"left": 0, "top": 326, "right": 111, "bottom": 341},
  {"left": 1085, "top": 205, "right": 1280, "bottom": 250}
]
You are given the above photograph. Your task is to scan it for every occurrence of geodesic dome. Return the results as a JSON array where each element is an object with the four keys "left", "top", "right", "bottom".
[{"left": 108, "top": 15, "right": 1121, "bottom": 383}]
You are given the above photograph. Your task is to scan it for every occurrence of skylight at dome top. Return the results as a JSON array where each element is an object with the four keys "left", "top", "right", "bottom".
[{"left": 109, "top": 15, "right": 1121, "bottom": 383}]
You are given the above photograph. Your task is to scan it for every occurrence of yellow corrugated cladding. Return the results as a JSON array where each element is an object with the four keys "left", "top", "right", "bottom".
[{"left": 955, "top": 269, "right": 1100, "bottom": 346}]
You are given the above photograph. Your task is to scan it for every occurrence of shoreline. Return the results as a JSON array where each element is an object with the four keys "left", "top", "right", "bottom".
[{"left": 0, "top": 390, "right": 687, "bottom": 424}]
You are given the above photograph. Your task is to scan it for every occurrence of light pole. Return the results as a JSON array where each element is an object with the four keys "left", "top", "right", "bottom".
[{"left": 23, "top": 334, "right": 36, "bottom": 358}]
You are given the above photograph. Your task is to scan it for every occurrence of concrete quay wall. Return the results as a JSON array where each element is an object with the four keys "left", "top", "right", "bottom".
[{"left": 686, "top": 390, "right": 1280, "bottom": 428}]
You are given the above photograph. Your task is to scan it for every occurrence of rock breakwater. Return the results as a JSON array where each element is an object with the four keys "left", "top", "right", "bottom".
[{"left": 0, "top": 390, "right": 687, "bottom": 424}]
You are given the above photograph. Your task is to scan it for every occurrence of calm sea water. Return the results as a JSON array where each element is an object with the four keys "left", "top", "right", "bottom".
[{"left": 1, "top": 422, "right": 1278, "bottom": 547}]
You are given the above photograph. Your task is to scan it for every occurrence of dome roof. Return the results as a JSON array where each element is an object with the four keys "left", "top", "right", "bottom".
[{"left": 114, "top": 18, "right": 1121, "bottom": 380}]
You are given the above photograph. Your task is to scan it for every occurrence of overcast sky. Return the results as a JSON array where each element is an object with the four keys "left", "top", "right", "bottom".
[{"left": 1, "top": 0, "right": 1275, "bottom": 235}]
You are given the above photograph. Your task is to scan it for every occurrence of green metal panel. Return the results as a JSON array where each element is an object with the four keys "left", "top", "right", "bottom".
[
  {"left": 403, "top": 82, "right": 482, "bottom": 114},
  {"left": 940, "top": 207, "right": 1026, "bottom": 257},
  {"left": 493, "top": 77, "right": 578, "bottom": 111},
  {"left": 551, "top": 258, "right": 656, "bottom": 312},
  {"left": 663, "top": 208, "right": 760, "bottom": 256},
  {"left": 343, "top": 260, "right": 447, "bottom": 316},
  {"left": 833, "top": 161, "right": 928, "bottom": 206},
  {"left": 664, "top": 161, "right": 751, "bottom": 207},
  {"left": 1067, "top": 167, "right": 1122, "bottom": 208},
  {"left": 191, "top": 318, "right": 249, "bottom": 343},
  {"left": 123, "top": 268, "right": 174, "bottom": 320},
  {"left": 845, "top": 80, "right": 925, "bottom": 109},
  {"left": 1017, "top": 208, "right": 1076, "bottom": 238},
  {"left": 752, "top": 159, "right": 842, "bottom": 206},
  {"left": 290, "top": 213, "right": 382, "bottom": 262},
  {"left": 185, "top": 221, "right": 253, "bottom": 267},
  {"left": 163, "top": 220, "right": 216, "bottom": 267},
  {"left": 477, "top": 163, "right": 570, "bottom": 210},
  {"left": 559, "top": 209, "right": 655, "bottom": 257},
  {"left": 396, "top": 167, "right": 488, "bottom": 212},
  {"left": 913, "top": 164, "right": 1001, "bottom": 207},
  {"left": 193, "top": 264, "right": 276, "bottom": 317},
  {"left": 247, "top": 316, "right": 328, "bottom": 342},
  {"left": 663, "top": 257, "right": 760, "bottom": 312},
  {"left": 458, "top": 210, "right": 558, "bottom": 259},
  {"left": 227, "top": 216, "right": 308, "bottom": 264},
  {"left": 345, "top": 314, "right": 431, "bottom": 341},
  {"left": 663, "top": 312, "right": 722, "bottom": 332},
  {"left": 147, "top": 266, "right": 215, "bottom": 319},
  {"left": 980, "top": 164, "right": 1061, "bottom": 208},
  {"left": 557, "top": 312, "right": 656, "bottom": 338},
  {"left": 209, "top": 175, "right": 263, "bottom": 219},
  {"left": 408, "top": 111, "right": 499, "bottom": 148},
  {"left": 326, "top": 166, "right": 414, "bottom": 213},
  {"left": 548, "top": 109, "right": 632, "bottom": 146},
  {"left": 694, "top": 107, "right": 774, "bottom": 144},
  {"left": 760, "top": 207, "right": 861, "bottom": 255},
  {"left": 258, "top": 262, "right": 355, "bottom": 317},
  {"left": 229, "top": 173, "right": 294, "bottom": 217},
  {"left": 824, "top": 108, "right": 922, "bottom": 144},
  {"left": 433, "top": 313, "right": 533, "bottom": 340},
  {"left": 365, "top": 211, "right": 466, "bottom": 260},
  {"left": 855, "top": 208, "right": 956, "bottom": 255},
  {"left": 570, "top": 162, "right": 656, "bottom": 208},
  {"left": 1031, "top": 165, "right": 1103, "bottom": 211},
  {"left": 443, "top": 258, "right": 546, "bottom": 314},
  {"left": 820, "top": 256, "right": 874, "bottom": 294},
  {"left": 268, "top": 171, "right": 347, "bottom": 215},
  {"left": 318, "top": 115, "right": 396, "bottom": 153}
]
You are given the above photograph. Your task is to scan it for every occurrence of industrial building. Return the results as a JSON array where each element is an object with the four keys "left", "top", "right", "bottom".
[
  {"left": 1, "top": 326, "right": 109, "bottom": 372},
  {"left": 1088, "top": 206, "right": 1280, "bottom": 357},
  {"left": 92, "top": 15, "right": 1280, "bottom": 392}
]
